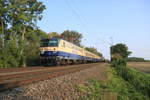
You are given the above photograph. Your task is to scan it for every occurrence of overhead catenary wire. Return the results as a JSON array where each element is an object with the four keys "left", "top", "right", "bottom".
[
  {"left": 64, "top": 0, "right": 86, "bottom": 26},
  {"left": 64, "top": 0, "right": 89, "bottom": 33},
  {"left": 70, "top": 0, "right": 88, "bottom": 26}
]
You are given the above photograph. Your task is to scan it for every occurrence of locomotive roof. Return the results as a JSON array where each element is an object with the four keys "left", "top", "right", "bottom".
[
  {"left": 41, "top": 37, "right": 61, "bottom": 41},
  {"left": 41, "top": 37, "right": 102, "bottom": 58}
]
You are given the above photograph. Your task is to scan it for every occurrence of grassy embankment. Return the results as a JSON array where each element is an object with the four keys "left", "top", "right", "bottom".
[{"left": 78, "top": 62, "right": 150, "bottom": 100}]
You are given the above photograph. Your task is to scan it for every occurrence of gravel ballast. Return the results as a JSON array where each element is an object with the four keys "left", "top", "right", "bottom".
[{"left": 0, "top": 63, "right": 108, "bottom": 100}]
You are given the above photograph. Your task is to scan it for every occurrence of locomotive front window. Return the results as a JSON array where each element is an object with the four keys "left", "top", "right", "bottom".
[{"left": 41, "top": 39, "right": 59, "bottom": 47}]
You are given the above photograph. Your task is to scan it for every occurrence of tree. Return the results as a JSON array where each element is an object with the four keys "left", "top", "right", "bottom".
[
  {"left": 9, "top": 0, "right": 45, "bottom": 67},
  {"left": 61, "top": 30, "right": 83, "bottom": 46},
  {"left": 110, "top": 43, "right": 131, "bottom": 61},
  {"left": 25, "top": 29, "right": 48, "bottom": 66},
  {"left": 0, "top": 0, "right": 46, "bottom": 68},
  {"left": 47, "top": 32, "right": 60, "bottom": 38}
]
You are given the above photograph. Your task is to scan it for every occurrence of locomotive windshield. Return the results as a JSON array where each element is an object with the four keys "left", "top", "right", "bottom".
[{"left": 41, "top": 38, "right": 59, "bottom": 47}]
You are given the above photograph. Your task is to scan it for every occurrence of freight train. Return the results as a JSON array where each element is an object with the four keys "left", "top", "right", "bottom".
[{"left": 40, "top": 38, "right": 103, "bottom": 65}]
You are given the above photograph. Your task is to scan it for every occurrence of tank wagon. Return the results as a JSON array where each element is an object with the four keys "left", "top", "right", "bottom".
[{"left": 40, "top": 38, "right": 102, "bottom": 65}]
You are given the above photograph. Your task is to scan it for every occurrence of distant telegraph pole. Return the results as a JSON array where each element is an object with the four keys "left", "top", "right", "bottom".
[
  {"left": 109, "top": 37, "right": 114, "bottom": 46},
  {"left": 109, "top": 37, "right": 114, "bottom": 62}
]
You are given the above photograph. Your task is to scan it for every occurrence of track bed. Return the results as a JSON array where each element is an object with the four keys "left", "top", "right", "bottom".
[{"left": 0, "top": 63, "right": 102, "bottom": 92}]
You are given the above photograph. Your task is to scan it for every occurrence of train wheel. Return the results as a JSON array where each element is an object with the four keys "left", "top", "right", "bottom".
[{"left": 53, "top": 61, "right": 59, "bottom": 66}]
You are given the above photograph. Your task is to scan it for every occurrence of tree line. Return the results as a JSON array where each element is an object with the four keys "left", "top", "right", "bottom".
[
  {"left": 0, "top": 0, "right": 47, "bottom": 68},
  {"left": 0, "top": 0, "right": 102, "bottom": 68},
  {"left": 127, "top": 57, "right": 149, "bottom": 62}
]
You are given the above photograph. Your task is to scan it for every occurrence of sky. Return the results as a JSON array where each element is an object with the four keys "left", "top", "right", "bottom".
[{"left": 38, "top": 0, "right": 150, "bottom": 60}]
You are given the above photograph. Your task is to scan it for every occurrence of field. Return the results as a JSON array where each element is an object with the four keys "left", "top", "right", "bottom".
[{"left": 128, "top": 62, "right": 150, "bottom": 74}]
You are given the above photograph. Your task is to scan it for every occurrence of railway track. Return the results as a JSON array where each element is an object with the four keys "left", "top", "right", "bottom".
[
  {"left": 0, "top": 63, "right": 101, "bottom": 92},
  {"left": 0, "top": 67, "right": 45, "bottom": 73}
]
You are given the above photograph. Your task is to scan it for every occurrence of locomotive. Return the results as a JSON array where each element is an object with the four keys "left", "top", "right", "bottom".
[{"left": 40, "top": 38, "right": 102, "bottom": 65}]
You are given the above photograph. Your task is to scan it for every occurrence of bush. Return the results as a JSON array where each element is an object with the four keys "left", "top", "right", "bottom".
[
  {"left": 111, "top": 59, "right": 150, "bottom": 98},
  {"left": 111, "top": 59, "right": 127, "bottom": 67}
]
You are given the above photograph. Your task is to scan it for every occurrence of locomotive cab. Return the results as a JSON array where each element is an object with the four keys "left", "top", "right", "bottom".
[
  {"left": 40, "top": 38, "right": 60, "bottom": 65},
  {"left": 41, "top": 38, "right": 59, "bottom": 47}
]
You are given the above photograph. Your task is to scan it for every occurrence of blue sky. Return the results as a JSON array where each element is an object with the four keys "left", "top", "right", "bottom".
[{"left": 38, "top": 0, "right": 150, "bottom": 60}]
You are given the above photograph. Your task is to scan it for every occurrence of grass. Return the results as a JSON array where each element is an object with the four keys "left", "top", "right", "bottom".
[
  {"left": 78, "top": 79, "right": 102, "bottom": 100},
  {"left": 107, "top": 68, "right": 149, "bottom": 100},
  {"left": 77, "top": 66, "right": 150, "bottom": 100},
  {"left": 115, "top": 66, "right": 150, "bottom": 97}
]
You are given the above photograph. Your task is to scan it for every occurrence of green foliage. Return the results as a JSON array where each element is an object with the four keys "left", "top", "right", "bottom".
[
  {"left": 111, "top": 43, "right": 131, "bottom": 61},
  {"left": 46, "top": 30, "right": 84, "bottom": 46},
  {"left": 127, "top": 57, "right": 147, "bottom": 62},
  {"left": 61, "top": 30, "right": 83, "bottom": 46},
  {"left": 47, "top": 32, "right": 60, "bottom": 38},
  {"left": 116, "top": 67, "right": 150, "bottom": 98},
  {"left": 25, "top": 29, "right": 48, "bottom": 66},
  {"left": 78, "top": 79, "right": 102, "bottom": 100},
  {"left": 0, "top": 0, "right": 46, "bottom": 68},
  {"left": 107, "top": 69, "right": 149, "bottom": 100},
  {"left": 111, "top": 58, "right": 127, "bottom": 67},
  {"left": 0, "top": 40, "right": 19, "bottom": 68}
]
